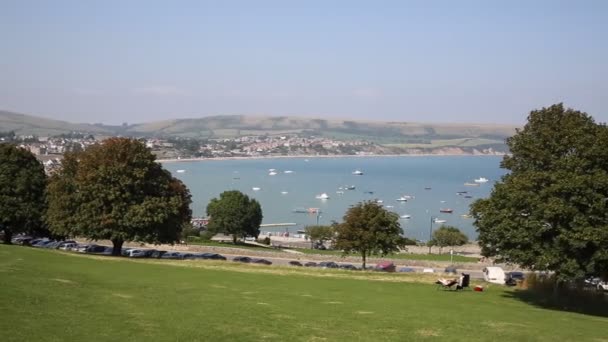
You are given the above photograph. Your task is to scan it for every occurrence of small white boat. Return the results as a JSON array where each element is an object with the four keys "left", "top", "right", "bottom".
[
  {"left": 269, "top": 168, "right": 276, "bottom": 172},
  {"left": 474, "top": 177, "right": 489, "bottom": 183},
  {"left": 176, "top": 169, "right": 186, "bottom": 173},
  {"left": 345, "top": 185, "right": 356, "bottom": 190},
  {"left": 284, "top": 170, "right": 294, "bottom": 174},
  {"left": 400, "top": 214, "right": 411, "bottom": 219},
  {"left": 376, "top": 199, "right": 384, "bottom": 204},
  {"left": 336, "top": 191, "right": 344, "bottom": 194},
  {"left": 352, "top": 170, "right": 364, "bottom": 175},
  {"left": 440, "top": 200, "right": 446, "bottom": 203},
  {"left": 281, "top": 191, "right": 289, "bottom": 195},
  {"left": 269, "top": 171, "right": 278, "bottom": 176},
  {"left": 316, "top": 193, "right": 330, "bottom": 200},
  {"left": 396, "top": 197, "right": 408, "bottom": 202},
  {"left": 252, "top": 187, "right": 261, "bottom": 191},
  {"left": 433, "top": 218, "right": 447, "bottom": 224},
  {"left": 386, "top": 205, "right": 394, "bottom": 208}
]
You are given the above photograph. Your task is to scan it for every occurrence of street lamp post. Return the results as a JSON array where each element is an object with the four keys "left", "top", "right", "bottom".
[{"left": 428, "top": 216, "right": 435, "bottom": 254}]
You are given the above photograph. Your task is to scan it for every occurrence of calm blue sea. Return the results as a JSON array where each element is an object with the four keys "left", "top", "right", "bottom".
[{"left": 163, "top": 156, "right": 506, "bottom": 241}]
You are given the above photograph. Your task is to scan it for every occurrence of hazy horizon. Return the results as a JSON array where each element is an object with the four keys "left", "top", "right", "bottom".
[{"left": 1, "top": 0, "right": 606, "bottom": 125}]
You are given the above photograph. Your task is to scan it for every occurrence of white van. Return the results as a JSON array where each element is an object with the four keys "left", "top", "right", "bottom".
[{"left": 483, "top": 266, "right": 506, "bottom": 284}]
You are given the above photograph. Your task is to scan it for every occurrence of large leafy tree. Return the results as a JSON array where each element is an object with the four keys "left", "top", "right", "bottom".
[
  {"left": 333, "top": 201, "right": 403, "bottom": 269},
  {"left": 206, "top": 190, "right": 263, "bottom": 244},
  {"left": 46, "top": 138, "right": 192, "bottom": 255},
  {"left": 471, "top": 104, "right": 608, "bottom": 283},
  {"left": 429, "top": 225, "right": 468, "bottom": 254},
  {"left": 0, "top": 144, "right": 47, "bottom": 243}
]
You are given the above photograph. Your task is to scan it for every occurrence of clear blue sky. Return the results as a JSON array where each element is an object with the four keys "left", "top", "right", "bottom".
[{"left": 1, "top": 0, "right": 606, "bottom": 125}]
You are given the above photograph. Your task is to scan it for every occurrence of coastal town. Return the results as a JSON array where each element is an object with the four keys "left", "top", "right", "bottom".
[{"left": 1, "top": 129, "right": 505, "bottom": 173}]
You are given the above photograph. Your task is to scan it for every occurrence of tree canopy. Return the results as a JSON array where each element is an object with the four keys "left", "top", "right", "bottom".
[
  {"left": 429, "top": 225, "right": 468, "bottom": 254},
  {"left": 471, "top": 104, "right": 608, "bottom": 283},
  {"left": 206, "top": 190, "right": 263, "bottom": 244},
  {"left": 333, "top": 201, "right": 403, "bottom": 269},
  {"left": 0, "top": 144, "right": 47, "bottom": 243},
  {"left": 46, "top": 138, "right": 192, "bottom": 255}
]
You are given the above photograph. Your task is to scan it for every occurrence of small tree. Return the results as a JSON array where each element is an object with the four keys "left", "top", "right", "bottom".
[
  {"left": 0, "top": 144, "right": 47, "bottom": 243},
  {"left": 304, "top": 225, "right": 334, "bottom": 248},
  {"left": 46, "top": 138, "right": 192, "bottom": 255},
  {"left": 206, "top": 190, "right": 263, "bottom": 244},
  {"left": 428, "top": 225, "right": 468, "bottom": 254},
  {"left": 333, "top": 201, "right": 403, "bottom": 269}
]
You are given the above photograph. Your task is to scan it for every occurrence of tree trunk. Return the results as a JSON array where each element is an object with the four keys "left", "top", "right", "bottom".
[
  {"left": 439, "top": 246, "right": 443, "bottom": 254},
  {"left": 232, "top": 234, "right": 238, "bottom": 244},
  {"left": 2, "top": 229, "right": 13, "bottom": 244},
  {"left": 361, "top": 251, "right": 366, "bottom": 270},
  {"left": 111, "top": 239, "right": 124, "bottom": 256}
]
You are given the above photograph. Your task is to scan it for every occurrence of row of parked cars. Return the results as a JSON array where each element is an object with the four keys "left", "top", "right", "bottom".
[{"left": 12, "top": 236, "right": 229, "bottom": 261}]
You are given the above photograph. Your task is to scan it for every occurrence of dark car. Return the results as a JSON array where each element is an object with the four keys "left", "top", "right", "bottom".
[
  {"left": 304, "top": 262, "right": 318, "bottom": 267},
  {"left": 32, "top": 239, "right": 52, "bottom": 248},
  {"left": 161, "top": 252, "right": 183, "bottom": 259},
  {"left": 86, "top": 244, "right": 108, "bottom": 254},
  {"left": 202, "top": 253, "right": 226, "bottom": 260},
  {"left": 289, "top": 261, "right": 303, "bottom": 267},
  {"left": 444, "top": 266, "right": 458, "bottom": 274},
  {"left": 181, "top": 253, "right": 196, "bottom": 259},
  {"left": 399, "top": 267, "right": 416, "bottom": 273},
  {"left": 149, "top": 250, "right": 167, "bottom": 258},
  {"left": 318, "top": 261, "right": 340, "bottom": 269},
  {"left": 233, "top": 256, "right": 252, "bottom": 263},
  {"left": 339, "top": 264, "right": 358, "bottom": 271},
  {"left": 505, "top": 271, "right": 525, "bottom": 286},
  {"left": 252, "top": 258, "right": 272, "bottom": 265}
]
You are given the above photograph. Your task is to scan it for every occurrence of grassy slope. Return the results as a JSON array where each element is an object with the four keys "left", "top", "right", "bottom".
[
  {"left": 0, "top": 110, "right": 112, "bottom": 136},
  {"left": 1, "top": 245, "right": 606, "bottom": 342}
]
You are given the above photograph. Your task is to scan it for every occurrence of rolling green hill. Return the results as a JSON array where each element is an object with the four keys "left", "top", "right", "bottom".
[{"left": 0, "top": 111, "right": 516, "bottom": 149}]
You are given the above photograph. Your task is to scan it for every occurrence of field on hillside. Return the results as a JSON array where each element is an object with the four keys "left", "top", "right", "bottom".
[{"left": 1, "top": 245, "right": 606, "bottom": 341}]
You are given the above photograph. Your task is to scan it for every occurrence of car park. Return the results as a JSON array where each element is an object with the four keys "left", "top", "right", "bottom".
[{"left": 289, "top": 261, "right": 303, "bottom": 266}]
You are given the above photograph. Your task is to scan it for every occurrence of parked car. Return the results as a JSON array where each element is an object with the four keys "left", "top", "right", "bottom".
[
  {"left": 252, "top": 258, "right": 272, "bottom": 265},
  {"left": 200, "top": 253, "right": 226, "bottom": 260},
  {"left": 399, "top": 267, "right": 416, "bottom": 273},
  {"left": 339, "top": 264, "right": 358, "bottom": 271},
  {"left": 505, "top": 271, "right": 526, "bottom": 286},
  {"left": 289, "top": 261, "right": 303, "bottom": 267},
  {"left": 59, "top": 243, "right": 78, "bottom": 251},
  {"left": 181, "top": 253, "right": 196, "bottom": 259},
  {"left": 161, "top": 252, "right": 183, "bottom": 259},
  {"left": 375, "top": 261, "right": 396, "bottom": 272},
  {"left": 598, "top": 281, "right": 608, "bottom": 292},
  {"left": 148, "top": 250, "right": 167, "bottom": 258},
  {"left": 422, "top": 268, "right": 435, "bottom": 273},
  {"left": 86, "top": 245, "right": 109, "bottom": 254},
  {"left": 56, "top": 241, "right": 77, "bottom": 249},
  {"left": 444, "top": 266, "right": 458, "bottom": 274},
  {"left": 304, "top": 262, "right": 318, "bottom": 267},
  {"left": 233, "top": 256, "right": 252, "bottom": 263},
  {"left": 44, "top": 241, "right": 62, "bottom": 249},
  {"left": 318, "top": 261, "right": 339, "bottom": 269},
  {"left": 126, "top": 249, "right": 148, "bottom": 258},
  {"left": 32, "top": 239, "right": 52, "bottom": 248},
  {"left": 483, "top": 267, "right": 506, "bottom": 284}
]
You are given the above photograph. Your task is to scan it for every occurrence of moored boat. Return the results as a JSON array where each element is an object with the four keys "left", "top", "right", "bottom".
[{"left": 439, "top": 208, "right": 454, "bottom": 213}]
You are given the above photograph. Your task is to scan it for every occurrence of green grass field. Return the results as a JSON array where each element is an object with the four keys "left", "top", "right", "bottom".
[
  {"left": 292, "top": 248, "right": 478, "bottom": 263},
  {"left": 1, "top": 244, "right": 606, "bottom": 341}
]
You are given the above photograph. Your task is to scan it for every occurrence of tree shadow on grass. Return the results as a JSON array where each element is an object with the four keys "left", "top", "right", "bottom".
[{"left": 501, "top": 288, "right": 608, "bottom": 318}]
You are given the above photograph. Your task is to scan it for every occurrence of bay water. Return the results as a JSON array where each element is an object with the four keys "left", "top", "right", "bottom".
[{"left": 164, "top": 156, "right": 506, "bottom": 241}]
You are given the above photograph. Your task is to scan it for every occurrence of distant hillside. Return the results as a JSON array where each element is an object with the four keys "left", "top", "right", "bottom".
[
  {"left": 0, "top": 111, "right": 516, "bottom": 150},
  {"left": 0, "top": 110, "right": 113, "bottom": 136},
  {"left": 126, "top": 115, "right": 516, "bottom": 149}
]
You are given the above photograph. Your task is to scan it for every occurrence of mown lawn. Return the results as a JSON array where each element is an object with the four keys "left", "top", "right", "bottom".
[
  {"left": 293, "top": 248, "right": 478, "bottom": 263},
  {"left": 0, "top": 245, "right": 606, "bottom": 341}
]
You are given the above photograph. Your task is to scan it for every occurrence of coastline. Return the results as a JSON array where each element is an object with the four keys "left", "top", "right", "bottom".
[{"left": 158, "top": 153, "right": 507, "bottom": 164}]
